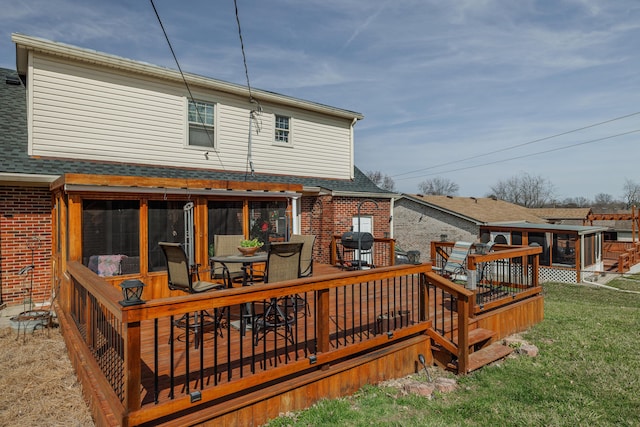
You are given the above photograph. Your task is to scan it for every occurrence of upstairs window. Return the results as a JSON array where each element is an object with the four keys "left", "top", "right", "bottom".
[
  {"left": 274, "top": 115, "right": 290, "bottom": 143},
  {"left": 188, "top": 100, "right": 215, "bottom": 147}
]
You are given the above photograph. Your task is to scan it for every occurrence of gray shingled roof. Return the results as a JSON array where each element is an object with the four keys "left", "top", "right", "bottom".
[{"left": 0, "top": 67, "right": 385, "bottom": 194}]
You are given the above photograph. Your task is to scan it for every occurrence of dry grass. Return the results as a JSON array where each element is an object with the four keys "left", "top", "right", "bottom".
[{"left": 0, "top": 326, "right": 94, "bottom": 427}]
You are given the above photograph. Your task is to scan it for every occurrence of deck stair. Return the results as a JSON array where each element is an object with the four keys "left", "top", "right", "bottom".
[
  {"left": 465, "top": 327, "right": 496, "bottom": 351},
  {"left": 466, "top": 342, "right": 514, "bottom": 372},
  {"left": 432, "top": 326, "right": 514, "bottom": 374}
]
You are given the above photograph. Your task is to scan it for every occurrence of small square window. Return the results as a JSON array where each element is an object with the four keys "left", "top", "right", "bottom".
[
  {"left": 275, "top": 115, "right": 290, "bottom": 143},
  {"left": 188, "top": 100, "right": 215, "bottom": 147}
]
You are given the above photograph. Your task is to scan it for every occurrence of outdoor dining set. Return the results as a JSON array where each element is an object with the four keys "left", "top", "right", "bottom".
[{"left": 159, "top": 235, "right": 316, "bottom": 348}]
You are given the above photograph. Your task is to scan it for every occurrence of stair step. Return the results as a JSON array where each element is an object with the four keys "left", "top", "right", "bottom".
[
  {"left": 451, "top": 328, "right": 496, "bottom": 347},
  {"left": 467, "top": 343, "right": 513, "bottom": 373},
  {"left": 467, "top": 328, "right": 496, "bottom": 346}
]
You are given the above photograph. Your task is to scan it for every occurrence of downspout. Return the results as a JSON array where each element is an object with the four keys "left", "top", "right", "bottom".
[
  {"left": 389, "top": 197, "right": 395, "bottom": 239},
  {"left": 349, "top": 118, "right": 357, "bottom": 179},
  {"left": 291, "top": 196, "right": 299, "bottom": 235},
  {"left": 247, "top": 110, "right": 255, "bottom": 176}
]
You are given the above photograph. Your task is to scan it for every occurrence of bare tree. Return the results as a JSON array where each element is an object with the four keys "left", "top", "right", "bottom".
[
  {"left": 594, "top": 193, "right": 614, "bottom": 206},
  {"left": 417, "top": 177, "right": 459, "bottom": 196},
  {"left": 365, "top": 170, "right": 396, "bottom": 192},
  {"left": 489, "top": 173, "right": 554, "bottom": 208},
  {"left": 622, "top": 178, "right": 640, "bottom": 208},
  {"left": 592, "top": 193, "right": 625, "bottom": 212},
  {"left": 561, "top": 196, "right": 591, "bottom": 207}
]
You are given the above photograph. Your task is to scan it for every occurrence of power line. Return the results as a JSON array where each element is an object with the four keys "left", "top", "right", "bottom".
[
  {"left": 396, "top": 128, "right": 640, "bottom": 181},
  {"left": 233, "top": 0, "right": 262, "bottom": 178},
  {"left": 234, "top": 0, "right": 255, "bottom": 103},
  {"left": 150, "top": 0, "right": 224, "bottom": 168},
  {"left": 393, "top": 111, "right": 640, "bottom": 178}
]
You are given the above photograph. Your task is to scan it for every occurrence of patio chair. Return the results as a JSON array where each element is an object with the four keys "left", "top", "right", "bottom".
[
  {"left": 442, "top": 241, "right": 472, "bottom": 282},
  {"left": 211, "top": 234, "right": 245, "bottom": 284},
  {"left": 289, "top": 234, "right": 316, "bottom": 277},
  {"left": 159, "top": 242, "right": 225, "bottom": 348},
  {"left": 252, "top": 242, "right": 303, "bottom": 345}
]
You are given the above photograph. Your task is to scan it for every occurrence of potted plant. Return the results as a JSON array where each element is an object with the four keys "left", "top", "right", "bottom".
[{"left": 238, "top": 238, "right": 264, "bottom": 256}]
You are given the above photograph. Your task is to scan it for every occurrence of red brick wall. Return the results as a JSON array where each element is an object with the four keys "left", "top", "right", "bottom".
[
  {"left": 299, "top": 195, "right": 390, "bottom": 265},
  {"left": 0, "top": 186, "right": 52, "bottom": 307}
]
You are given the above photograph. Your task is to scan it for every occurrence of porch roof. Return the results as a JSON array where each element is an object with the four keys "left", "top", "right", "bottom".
[{"left": 483, "top": 221, "right": 608, "bottom": 235}]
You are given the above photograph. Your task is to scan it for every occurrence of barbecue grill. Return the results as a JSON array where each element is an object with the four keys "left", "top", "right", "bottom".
[{"left": 341, "top": 232, "right": 374, "bottom": 250}]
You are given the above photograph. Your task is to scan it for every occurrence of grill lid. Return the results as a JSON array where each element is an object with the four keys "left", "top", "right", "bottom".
[{"left": 341, "top": 232, "right": 374, "bottom": 250}]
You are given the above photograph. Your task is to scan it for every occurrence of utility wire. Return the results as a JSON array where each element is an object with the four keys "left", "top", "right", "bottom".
[
  {"left": 234, "top": 0, "right": 255, "bottom": 103},
  {"left": 234, "top": 0, "right": 261, "bottom": 178},
  {"left": 393, "top": 111, "right": 640, "bottom": 178},
  {"left": 150, "top": 0, "right": 225, "bottom": 168},
  {"left": 396, "top": 128, "right": 640, "bottom": 181}
]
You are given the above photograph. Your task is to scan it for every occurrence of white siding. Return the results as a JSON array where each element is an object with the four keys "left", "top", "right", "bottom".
[{"left": 29, "top": 54, "right": 354, "bottom": 179}]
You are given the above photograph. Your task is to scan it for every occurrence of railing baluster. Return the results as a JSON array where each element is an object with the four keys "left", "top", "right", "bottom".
[{"left": 154, "top": 318, "right": 159, "bottom": 403}]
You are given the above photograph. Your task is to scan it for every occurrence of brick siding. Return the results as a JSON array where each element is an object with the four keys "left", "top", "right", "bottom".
[
  {"left": 0, "top": 186, "right": 52, "bottom": 307},
  {"left": 300, "top": 195, "right": 391, "bottom": 265}
]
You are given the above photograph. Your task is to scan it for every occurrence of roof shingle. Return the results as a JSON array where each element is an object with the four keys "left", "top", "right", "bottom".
[{"left": 406, "top": 194, "right": 547, "bottom": 224}]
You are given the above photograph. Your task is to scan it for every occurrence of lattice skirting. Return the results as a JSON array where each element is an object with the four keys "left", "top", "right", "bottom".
[{"left": 539, "top": 266, "right": 577, "bottom": 284}]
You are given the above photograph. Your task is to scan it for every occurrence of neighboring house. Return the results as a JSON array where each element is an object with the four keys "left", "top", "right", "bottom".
[
  {"left": 393, "top": 194, "right": 606, "bottom": 283},
  {"left": 531, "top": 207, "right": 592, "bottom": 226},
  {"left": 0, "top": 34, "right": 394, "bottom": 306},
  {"left": 393, "top": 194, "right": 546, "bottom": 258}
]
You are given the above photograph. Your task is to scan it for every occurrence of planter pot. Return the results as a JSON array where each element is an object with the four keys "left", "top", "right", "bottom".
[
  {"left": 376, "top": 310, "right": 411, "bottom": 333},
  {"left": 10, "top": 310, "right": 51, "bottom": 333},
  {"left": 238, "top": 246, "right": 260, "bottom": 256}
]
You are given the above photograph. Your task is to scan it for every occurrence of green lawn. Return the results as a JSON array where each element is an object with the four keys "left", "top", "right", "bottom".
[{"left": 267, "top": 282, "right": 640, "bottom": 426}]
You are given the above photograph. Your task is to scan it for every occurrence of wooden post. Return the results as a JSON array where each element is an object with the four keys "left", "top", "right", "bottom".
[
  {"left": 531, "top": 252, "right": 540, "bottom": 287},
  {"left": 316, "top": 289, "right": 330, "bottom": 354},
  {"left": 633, "top": 205, "right": 637, "bottom": 243},
  {"left": 123, "top": 317, "right": 142, "bottom": 415},
  {"left": 467, "top": 256, "right": 477, "bottom": 291},
  {"left": 457, "top": 294, "right": 470, "bottom": 375},
  {"left": 389, "top": 239, "right": 396, "bottom": 266},
  {"left": 329, "top": 236, "right": 336, "bottom": 266}
]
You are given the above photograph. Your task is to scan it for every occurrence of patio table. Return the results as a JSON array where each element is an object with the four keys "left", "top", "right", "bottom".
[{"left": 210, "top": 253, "right": 267, "bottom": 335}]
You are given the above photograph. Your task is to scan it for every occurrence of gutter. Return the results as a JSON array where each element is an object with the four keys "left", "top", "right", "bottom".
[{"left": 0, "top": 173, "right": 58, "bottom": 187}]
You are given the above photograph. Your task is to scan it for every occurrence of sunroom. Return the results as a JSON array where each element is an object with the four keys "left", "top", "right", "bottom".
[
  {"left": 479, "top": 222, "right": 608, "bottom": 283},
  {"left": 52, "top": 173, "right": 304, "bottom": 299}
]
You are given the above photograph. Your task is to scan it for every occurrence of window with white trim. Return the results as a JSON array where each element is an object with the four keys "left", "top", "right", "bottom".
[
  {"left": 274, "top": 114, "right": 290, "bottom": 143},
  {"left": 188, "top": 100, "right": 215, "bottom": 147}
]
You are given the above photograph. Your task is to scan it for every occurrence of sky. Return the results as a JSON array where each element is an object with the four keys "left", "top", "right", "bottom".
[{"left": 2, "top": 0, "right": 640, "bottom": 201}]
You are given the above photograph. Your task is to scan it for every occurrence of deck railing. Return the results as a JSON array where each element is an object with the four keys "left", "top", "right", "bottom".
[
  {"left": 603, "top": 241, "right": 640, "bottom": 273},
  {"left": 430, "top": 242, "right": 542, "bottom": 313},
  {"left": 63, "top": 261, "right": 430, "bottom": 426}
]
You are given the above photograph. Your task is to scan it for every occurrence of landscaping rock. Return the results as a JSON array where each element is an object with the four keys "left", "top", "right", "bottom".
[
  {"left": 403, "top": 382, "right": 435, "bottom": 398},
  {"left": 434, "top": 377, "right": 457, "bottom": 393},
  {"left": 517, "top": 344, "right": 539, "bottom": 357}
]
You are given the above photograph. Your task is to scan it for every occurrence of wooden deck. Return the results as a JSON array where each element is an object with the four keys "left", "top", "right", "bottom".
[
  {"left": 58, "top": 255, "right": 544, "bottom": 427},
  {"left": 136, "top": 263, "right": 421, "bottom": 408}
]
